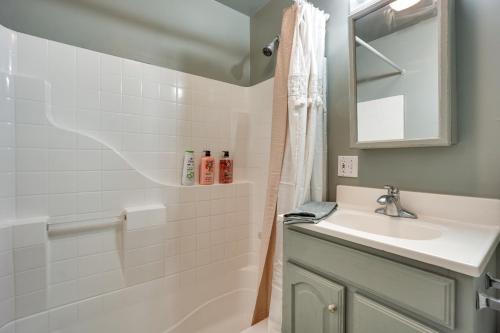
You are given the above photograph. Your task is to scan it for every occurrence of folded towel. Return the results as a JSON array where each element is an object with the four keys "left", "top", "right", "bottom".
[{"left": 283, "top": 201, "right": 338, "bottom": 225}]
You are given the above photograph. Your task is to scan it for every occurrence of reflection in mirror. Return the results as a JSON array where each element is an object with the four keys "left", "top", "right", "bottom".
[
  {"left": 354, "top": 0, "right": 439, "bottom": 143},
  {"left": 350, "top": 0, "right": 377, "bottom": 13}
]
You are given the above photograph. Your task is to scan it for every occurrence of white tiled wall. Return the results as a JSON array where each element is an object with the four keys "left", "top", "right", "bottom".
[
  {"left": 0, "top": 23, "right": 273, "bottom": 333},
  {"left": 0, "top": 27, "right": 16, "bottom": 226},
  {"left": 0, "top": 185, "right": 257, "bottom": 333},
  {"left": 247, "top": 80, "right": 273, "bottom": 240},
  {"left": 0, "top": 226, "right": 14, "bottom": 330},
  {"left": 13, "top": 31, "right": 249, "bottom": 186}
]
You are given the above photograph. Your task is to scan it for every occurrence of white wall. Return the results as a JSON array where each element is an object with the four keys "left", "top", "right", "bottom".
[{"left": 0, "top": 24, "right": 273, "bottom": 333}]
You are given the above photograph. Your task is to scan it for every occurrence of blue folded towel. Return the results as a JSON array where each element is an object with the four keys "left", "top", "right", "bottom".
[{"left": 283, "top": 201, "right": 338, "bottom": 225}]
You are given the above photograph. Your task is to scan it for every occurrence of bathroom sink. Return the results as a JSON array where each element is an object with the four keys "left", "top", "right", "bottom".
[
  {"left": 319, "top": 210, "right": 442, "bottom": 240},
  {"left": 285, "top": 186, "right": 500, "bottom": 277},
  {"left": 292, "top": 206, "right": 499, "bottom": 276}
]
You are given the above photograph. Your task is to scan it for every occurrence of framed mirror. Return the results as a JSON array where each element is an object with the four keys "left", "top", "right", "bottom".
[{"left": 348, "top": 0, "right": 456, "bottom": 148}]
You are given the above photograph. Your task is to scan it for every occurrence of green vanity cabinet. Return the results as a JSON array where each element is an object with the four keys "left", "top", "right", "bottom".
[
  {"left": 284, "top": 263, "right": 345, "bottom": 333},
  {"left": 352, "top": 294, "right": 438, "bottom": 333},
  {"left": 283, "top": 226, "right": 497, "bottom": 333}
]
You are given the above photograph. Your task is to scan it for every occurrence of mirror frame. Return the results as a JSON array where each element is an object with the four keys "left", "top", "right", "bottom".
[{"left": 348, "top": 0, "right": 456, "bottom": 149}]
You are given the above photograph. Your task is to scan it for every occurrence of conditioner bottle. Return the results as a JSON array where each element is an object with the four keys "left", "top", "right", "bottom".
[{"left": 199, "top": 150, "right": 214, "bottom": 185}]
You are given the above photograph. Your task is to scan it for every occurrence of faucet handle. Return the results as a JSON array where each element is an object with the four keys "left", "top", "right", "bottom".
[
  {"left": 377, "top": 195, "right": 389, "bottom": 205},
  {"left": 384, "top": 185, "right": 400, "bottom": 196}
]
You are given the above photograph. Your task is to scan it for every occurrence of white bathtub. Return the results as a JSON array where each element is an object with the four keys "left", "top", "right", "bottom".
[
  {"left": 52, "top": 266, "right": 259, "bottom": 333},
  {"left": 165, "top": 289, "right": 256, "bottom": 333}
]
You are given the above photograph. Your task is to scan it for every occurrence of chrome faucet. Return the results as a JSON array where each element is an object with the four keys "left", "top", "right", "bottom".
[{"left": 375, "top": 185, "right": 417, "bottom": 219}]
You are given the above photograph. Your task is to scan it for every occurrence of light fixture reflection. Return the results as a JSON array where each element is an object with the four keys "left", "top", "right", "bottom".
[{"left": 389, "top": 0, "right": 421, "bottom": 11}]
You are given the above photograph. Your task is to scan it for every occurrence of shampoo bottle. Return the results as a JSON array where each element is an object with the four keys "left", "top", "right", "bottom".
[
  {"left": 219, "top": 151, "right": 233, "bottom": 184},
  {"left": 181, "top": 150, "right": 195, "bottom": 186},
  {"left": 199, "top": 150, "right": 214, "bottom": 185}
]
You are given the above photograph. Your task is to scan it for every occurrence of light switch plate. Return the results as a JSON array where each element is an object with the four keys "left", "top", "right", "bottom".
[{"left": 338, "top": 156, "right": 358, "bottom": 178}]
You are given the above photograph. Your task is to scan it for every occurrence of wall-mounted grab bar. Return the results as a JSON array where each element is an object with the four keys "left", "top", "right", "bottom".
[
  {"left": 47, "top": 215, "right": 124, "bottom": 236},
  {"left": 355, "top": 36, "right": 404, "bottom": 74}
]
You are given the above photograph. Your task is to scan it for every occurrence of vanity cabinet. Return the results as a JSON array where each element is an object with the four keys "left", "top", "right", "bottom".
[
  {"left": 352, "top": 294, "right": 438, "bottom": 333},
  {"left": 285, "top": 263, "right": 345, "bottom": 333},
  {"left": 283, "top": 226, "right": 497, "bottom": 333}
]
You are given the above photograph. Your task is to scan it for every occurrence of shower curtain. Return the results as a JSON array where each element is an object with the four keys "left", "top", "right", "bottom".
[{"left": 252, "top": 1, "right": 328, "bottom": 331}]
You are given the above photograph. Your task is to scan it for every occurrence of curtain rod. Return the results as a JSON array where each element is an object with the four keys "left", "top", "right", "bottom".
[
  {"left": 263, "top": 1, "right": 330, "bottom": 57},
  {"left": 292, "top": 0, "right": 331, "bottom": 21}
]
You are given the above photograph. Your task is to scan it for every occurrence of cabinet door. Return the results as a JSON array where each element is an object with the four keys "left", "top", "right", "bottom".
[
  {"left": 284, "top": 263, "right": 344, "bottom": 333},
  {"left": 353, "top": 294, "right": 438, "bottom": 333}
]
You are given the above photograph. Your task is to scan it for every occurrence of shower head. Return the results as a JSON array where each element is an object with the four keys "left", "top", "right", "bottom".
[{"left": 263, "top": 36, "right": 280, "bottom": 57}]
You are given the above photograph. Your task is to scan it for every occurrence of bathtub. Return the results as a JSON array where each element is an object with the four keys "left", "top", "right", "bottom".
[
  {"left": 26, "top": 264, "right": 260, "bottom": 333},
  {"left": 165, "top": 289, "right": 256, "bottom": 333}
]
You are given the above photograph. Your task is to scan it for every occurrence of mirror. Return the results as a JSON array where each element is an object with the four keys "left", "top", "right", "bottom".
[{"left": 348, "top": 0, "right": 455, "bottom": 148}]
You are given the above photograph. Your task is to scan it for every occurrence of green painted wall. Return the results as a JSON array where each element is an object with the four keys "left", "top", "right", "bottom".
[
  {"left": 251, "top": 0, "right": 500, "bottom": 200},
  {"left": 0, "top": 0, "right": 251, "bottom": 86}
]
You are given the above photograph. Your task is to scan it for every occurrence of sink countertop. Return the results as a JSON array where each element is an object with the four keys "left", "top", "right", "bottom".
[{"left": 290, "top": 186, "right": 500, "bottom": 277}]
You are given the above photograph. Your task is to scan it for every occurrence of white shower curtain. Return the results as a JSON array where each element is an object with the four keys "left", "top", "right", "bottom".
[{"left": 267, "top": 2, "right": 328, "bottom": 332}]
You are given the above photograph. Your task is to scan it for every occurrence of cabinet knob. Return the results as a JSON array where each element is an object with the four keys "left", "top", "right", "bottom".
[{"left": 327, "top": 304, "right": 337, "bottom": 313}]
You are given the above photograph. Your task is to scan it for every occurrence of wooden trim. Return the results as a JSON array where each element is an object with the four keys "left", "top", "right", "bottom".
[
  {"left": 251, "top": 4, "right": 298, "bottom": 325},
  {"left": 252, "top": 220, "right": 276, "bottom": 324}
]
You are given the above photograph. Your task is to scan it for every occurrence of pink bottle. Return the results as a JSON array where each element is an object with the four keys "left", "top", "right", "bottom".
[{"left": 199, "top": 150, "right": 215, "bottom": 185}]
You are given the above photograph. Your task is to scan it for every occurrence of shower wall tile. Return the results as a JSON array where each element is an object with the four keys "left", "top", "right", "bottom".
[
  {"left": 15, "top": 196, "right": 48, "bottom": 220},
  {"left": 0, "top": 23, "right": 273, "bottom": 331},
  {"left": 14, "top": 76, "right": 45, "bottom": 102},
  {"left": 0, "top": 99, "right": 14, "bottom": 124},
  {"left": 0, "top": 25, "right": 17, "bottom": 75},
  {"left": 13, "top": 222, "right": 46, "bottom": 249},
  {"left": 77, "top": 252, "right": 120, "bottom": 278},
  {"left": 0, "top": 123, "right": 14, "bottom": 148},
  {"left": 16, "top": 99, "right": 46, "bottom": 125},
  {"left": 16, "top": 148, "right": 47, "bottom": 172},
  {"left": 48, "top": 194, "right": 76, "bottom": 217},
  {"left": 48, "top": 171, "right": 77, "bottom": 194},
  {"left": 48, "top": 303, "right": 77, "bottom": 332},
  {"left": 49, "top": 259, "right": 78, "bottom": 284},
  {"left": 100, "top": 54, "right": 121, "bottom": 75},
  {"left": 0, "top": 254, "right": 13, "bottom": 281},
  {"left": 0, "top": 150, "right": 15, "bottom": 174},
  {"left": 76, "top": 49, "right": 99, "bottom": 91},
  {"left": 15, "top": 311, "right": 49, "bottom": 333},
  {"left": 0, "top": 226, "right": 13, "bottom": 326},
  {"left": 14, "top": 268, "right": 46, "bottom": 296},
  {"left": 48, "top": 279, "right": 78, "bottom": 308},
  {"left": 13, "top": 245, "right": 45, "bottom": 273},
  {"left": 17, "top": 34, "right": 47, "bottom": 79},
  {"left": 0, "top": 297, "right": 15, "bottom": 329},
  {"left": 0, "top": 65, "right": 16, "bottom": 226},
  {"left": 15, "top": 280, "right": 46, "bottom": 319}
]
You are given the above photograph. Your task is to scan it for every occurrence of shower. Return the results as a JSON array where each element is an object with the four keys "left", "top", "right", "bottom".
[{"left": 263, "top": 35, "right": 280, "bottom": 56}]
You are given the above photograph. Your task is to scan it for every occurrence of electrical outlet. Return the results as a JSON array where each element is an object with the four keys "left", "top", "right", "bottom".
[{"left": 338, "top": 156, "right": 358, "bottom": 178}]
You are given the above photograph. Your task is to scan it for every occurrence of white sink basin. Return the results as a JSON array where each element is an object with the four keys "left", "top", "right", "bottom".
[
  {"left": 321, "top": 210, "right": 442, "bottom": 240},
  {"left": 289, "top": 186, "right": 500, "bottom": 277}
]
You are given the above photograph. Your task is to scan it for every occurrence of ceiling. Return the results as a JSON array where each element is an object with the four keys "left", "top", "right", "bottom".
[{"left": 214, "top": 0, "right": 271, "bottom": 16}]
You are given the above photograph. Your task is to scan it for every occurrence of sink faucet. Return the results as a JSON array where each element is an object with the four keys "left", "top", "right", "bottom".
[{"left": 375, "top": 185, "right": 417, "bottom": 219}]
